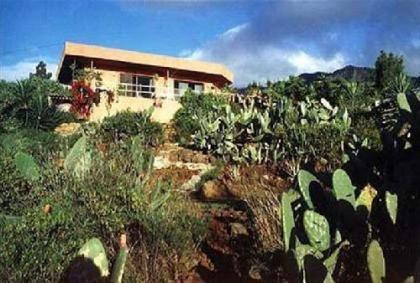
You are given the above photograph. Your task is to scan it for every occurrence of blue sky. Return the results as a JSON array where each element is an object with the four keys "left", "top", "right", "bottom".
[{"left": 1, "top": 0, "right": 419, "bottom": 86}]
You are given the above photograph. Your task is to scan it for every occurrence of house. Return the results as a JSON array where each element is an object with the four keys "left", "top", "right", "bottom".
[{"left": 56, "top": 42, "right": 233, "bottom": 122}]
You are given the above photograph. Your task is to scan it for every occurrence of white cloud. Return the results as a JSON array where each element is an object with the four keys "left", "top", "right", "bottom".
[
  {"left": 287, "top": 51, "right": 345, "bottom": 74},
  {"left": 0, "top": 57, "right": 58, "bottom": 81},
  {"left": 183, "top": 24, "right": 346, "bottom": 86}
]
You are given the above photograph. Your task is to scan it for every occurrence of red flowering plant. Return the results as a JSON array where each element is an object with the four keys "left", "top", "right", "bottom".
[{"left": 70, "top": 80, "right": 99, "bottom": 119}]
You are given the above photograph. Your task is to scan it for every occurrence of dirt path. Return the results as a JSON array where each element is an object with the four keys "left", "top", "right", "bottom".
[{"left": 150, "top": 142, "right": 291, "bottom": 282}]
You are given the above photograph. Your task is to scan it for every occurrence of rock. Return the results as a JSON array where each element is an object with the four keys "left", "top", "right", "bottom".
[
  {"left": 180, "top": 150, "right": 194, "bottom": 163},
  {"left": 201, "top": 180, "right": 228, "bottom": 200},
  {"left": 249, "top": 265, "right": 263, "bottom": 280},
  {"left": 54, "top": 122, "right": 81, "bottom": 136},
  {"left": 180, "top": 174, "right": 202, "bottom": 191},
  {"left": 153, "top": 156, "right": 171, "bottom": 169},
  {"left": 229, "top": 223, "right": 249, "bottom": 238},
  {"left": 43, "top": 204, "right": 52, "bottom": 214}
]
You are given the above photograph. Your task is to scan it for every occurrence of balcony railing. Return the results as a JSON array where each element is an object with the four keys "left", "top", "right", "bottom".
[{"left": 118, "top": 83, "right": 203, "bottom": 101}]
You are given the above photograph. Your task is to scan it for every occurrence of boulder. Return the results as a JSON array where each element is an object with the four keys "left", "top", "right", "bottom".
[
  {"left": 201, "top": 180, "right": 228, "bottom": 200},
  {"left": 229, "top": 223, "right": 249, "bottom": 238}
]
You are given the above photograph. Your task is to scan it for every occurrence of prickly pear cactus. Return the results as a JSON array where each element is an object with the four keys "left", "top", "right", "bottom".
[
  {"left": 355, "top": 184, "right": 378, "bottom": 213},
  {"left": 14, "top": 152, "right": 40, "bottom": 181},
  {"left": 111, "top": 234, "right": 128, "bottom": 283},
  {"left": 297, "top": 170, "right": 319, "bottom": 209},
  {"left": 323, "top": 240, "right": 348, "bottom": 275},
  {"left": 385, "top": 191, "right": 398, "bottom": 224},
  {"left": 367, "top": 240, "right": 385, "bottom": 283},
  {"left": 303, "top": 210, "right": 330, "bottom": 252},
  {"left": 332, "top": 169, "right": 356, "bottom": 206},
  {"left": 64, "top": 135, "right": 91, "bottom": 178},
  {"left": 397, "top": 92, "right": 411, "bottom": 113},
  {"left": 295, "top": 244, "right": 322, "bottom": 272},
  {"left": 78, "top": 238, "right": 110, "bottom": 277},
  {"left": 281, "top": 191, "right": 295, "bottom": 251}
]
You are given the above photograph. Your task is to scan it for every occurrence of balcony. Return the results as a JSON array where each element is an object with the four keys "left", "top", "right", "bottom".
[{"left": 118, "top": 83, "right": 203, "bottom": 101}]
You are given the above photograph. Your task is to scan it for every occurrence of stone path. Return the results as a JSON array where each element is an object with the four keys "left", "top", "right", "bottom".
[{"left": 153, "top": 143, "right": 215, "bottom": 192}]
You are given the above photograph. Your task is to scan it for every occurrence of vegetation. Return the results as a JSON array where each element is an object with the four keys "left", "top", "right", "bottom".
[
  {"left": 173, "top": 89, "right": 227, "bottom": 144},
  {"left": 0, "top": 68, "right": 75, "bottom": 132},
  {"left": 95, "top": 108, "right": 164, "bottom": 145},
  {"left": 1, "top": 52, "right": 420, "bottom": 282},
  {"left": 0, "top": 134, "right": 206, "bottom": 282}
]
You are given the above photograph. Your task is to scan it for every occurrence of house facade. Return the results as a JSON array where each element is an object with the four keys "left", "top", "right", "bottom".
[{"left": 56, "top": 42, "right": 233, "bottom": 122}]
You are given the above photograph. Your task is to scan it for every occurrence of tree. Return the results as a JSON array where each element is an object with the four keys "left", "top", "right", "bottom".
[
  {"left": 30, "top": 61, "right": 52, "bottom": 79},
  {"left": 374, "top": 51, "right": 404, "bottom": 92}
]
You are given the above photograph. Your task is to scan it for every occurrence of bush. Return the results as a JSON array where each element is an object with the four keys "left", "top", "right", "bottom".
[
  {"left": 97, "top": 109, "right": 163, "bottom": 146},
  {"left": 0, "top": 77, "right": 75, "bottom": 132},
  {"left": 173, "top": 90, "right": 227, "bottom": 144},
  {"left": 0, "top": 151, "right": 38, "bottom": 215},
  {"left": 0, "top": 138, "right": 206, "bottom": 282}
]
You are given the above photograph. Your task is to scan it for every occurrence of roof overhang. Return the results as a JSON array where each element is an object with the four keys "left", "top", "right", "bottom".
[{"left": 57, "top": 42, "right": 233, "bottom": 85}]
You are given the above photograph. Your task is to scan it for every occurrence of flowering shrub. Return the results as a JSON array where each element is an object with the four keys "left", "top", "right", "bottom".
[{"left": 70, "top": 81, "right": 98, "bottom": 119}]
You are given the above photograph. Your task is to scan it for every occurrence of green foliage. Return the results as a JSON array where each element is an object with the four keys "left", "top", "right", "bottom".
[
  {"left": 367, "top": 240, "right": 386, "bottom": 283},
  {"left": 14, "top": 152, "right": 40, "bottom": 182},
  {"left": 375, "top": 50, "right": 405, "bottom": 92},
  {"left": 303, "top": 210, "right": 330, "bottom": 252},
  {"left": 0, "top": 139, "right": 206, "bottom": 282},
  {"left": 173, "top": 90, "right": 227, "bottom": 144},
  {"left": 29, "top": 61, "right": 52, "bottom": 79},
  {"left": 0, "top": 77, "right": 74, "bottom": 132},
  {"left": 98, "top": 109, "right": 163, "bottom": 145},
  {"left": 193, "top": 95, "right": 351, "bottom": 167},
  {"left": 0, "top": 151, "right": 36, "bottom": 215}
]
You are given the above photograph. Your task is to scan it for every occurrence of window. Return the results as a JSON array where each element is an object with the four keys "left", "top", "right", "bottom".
[
  {"left": 119, "top": 73, "right": 155, "bottom": 98},
  {"left": 174, "top": 80, "right": 204, "bottom": 96}
]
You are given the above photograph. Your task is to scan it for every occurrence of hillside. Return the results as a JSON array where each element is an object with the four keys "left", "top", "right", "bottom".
[{"left": 299, "top": 65, "right": 420, "bottom": 86}]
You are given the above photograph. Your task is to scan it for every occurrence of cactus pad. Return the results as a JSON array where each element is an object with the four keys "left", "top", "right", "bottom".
[
  {"left": 14, "top": 152, "right": 40, "bottom": 181},
  {"left": 281, "top": 191, "right": 295, "bottom": 251},
  {"left": 332, "top": 169, "right": 356, "bottom": 206},
  {"left": 78, "top": 238, "right": 109, "bottom": 277},
  {"left": 303, "top": 210, "right": 330, "bottom": 252},
  {"left": 297, "top": 170, "right": 319, "bottom": 209},
  {"left": 367, "top": 240, "right": 385, "bottom": 283},
  {"left": 385, "top": 191, "right": 398, "bottom": 224}
]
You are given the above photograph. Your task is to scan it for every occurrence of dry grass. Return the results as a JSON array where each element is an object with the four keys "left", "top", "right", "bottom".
[{"left": 243, "top": 188, "right": 283, "bottom": 254}]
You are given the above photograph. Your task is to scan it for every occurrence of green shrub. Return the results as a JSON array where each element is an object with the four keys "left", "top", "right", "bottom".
[
  {"left": 0, "top": 138, "right": 206, "bottom": 282},
  {"left": 0, "top": 78, "right": 74, "bottom": 132},
  {"left": 0, "top": 151, "right": 38, "bottom": 215},
  {"left": 98, "top": 109, "right": 163, "bottom": 146},
  {"left": 173, "top": 90, "right": 227, "bottom": 144}
]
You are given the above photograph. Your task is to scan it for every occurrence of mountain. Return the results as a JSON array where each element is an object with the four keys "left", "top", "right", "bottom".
[
  {"left": 299, "top": 65, "right": 420, "bottom": 87},
  {"left": 299, "top": 65, "right": 374, "bottom": 83}
]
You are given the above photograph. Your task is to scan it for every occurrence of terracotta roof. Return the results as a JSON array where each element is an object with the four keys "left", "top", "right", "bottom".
[{"left": 57, "top": 42, "right": 233, "bottom": 83}]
